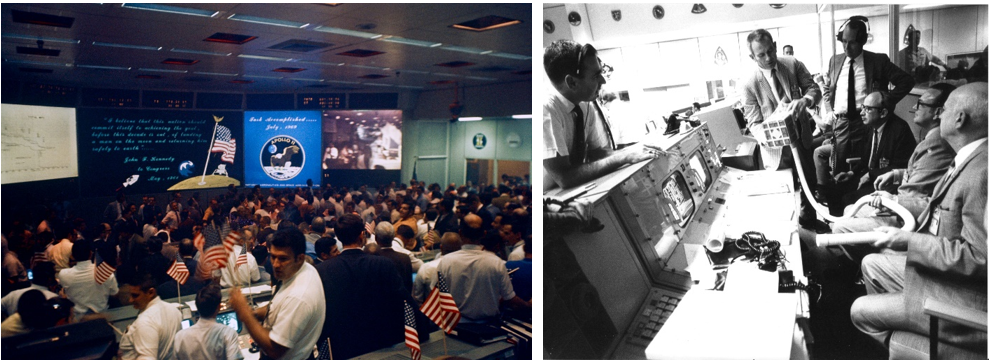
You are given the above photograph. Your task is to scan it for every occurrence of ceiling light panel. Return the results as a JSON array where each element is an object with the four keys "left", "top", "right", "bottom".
[
  {"left": 3, "top": 34, "right": 80, "bottom": 44},
  {"left": 11, "top": 10, "right": 75, "bottom": 28},
  {"left": 171, "top": 48, "right": 231, "bottom": 57},
  {"left": 488, "top": 52, "right": 531, "bottom": 61},
  {"left": 313, "top": 26, "right": 382, "bottom": 39},
  {"left": 78, "top": 64, "right": 132, "bottom": 71},
  {"left": 122, "top": 3, "right": 219, "bottom": 17},
  {"left": 204, "top": 33, "right": 258, "bottom": 44},
  {"left": 439, "top": 45, "right": 489, "bottom": 55},
  {"left": 238, "top": 54, "right": 291, "bottom": 62},
  {"left": 451, "top": 15, "right": 521, "bottom": 32},
  {"left": 380, "top": 36, "right": 442, "bottom": 48},
  {"left": 92, "top": 41, "right": 162, "bottom": 51},
  {"left": 228, "top": 14, "right": 309, "bottom": 28}
]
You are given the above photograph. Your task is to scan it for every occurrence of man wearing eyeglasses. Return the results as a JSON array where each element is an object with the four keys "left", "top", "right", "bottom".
[
  {"left": 830, "top": 84, "right": 956, "bottom": 235},
  {"left": 543, "top": 40, "right": 660, "bottom": 190},
  {"left": 815, "top": 17, "right": 914, "bottom": 213},
  {"left": 833, "top": 91, "right": 917, "bottom": 207}
]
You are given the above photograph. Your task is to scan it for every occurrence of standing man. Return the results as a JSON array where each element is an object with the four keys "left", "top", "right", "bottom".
[
  {"left": 316, "top": 214, "right": 409, "bottom": 359},
  {"left": 850, "top": 83, "right": 987, "bottom": 359},
  {"left": 374, "top": 222, "right": 414, "bottom": 295},
  {"left": 816, "top": 16, "right": 914, "bottom": 209},
  {"left": 118, "top": 274, "right": 183, "bottom": 360},
  {"left": 741, "top": 28, "right": 821, "bottom": 171},
  {"left": 228, "top": 228, "right": 325, "bottom": 360},
  {"left": 59, "top": 240, "right": 118, "bottom": 321},
  {"left": 543, "top": 40, "right": 659, "bottom": 189}
]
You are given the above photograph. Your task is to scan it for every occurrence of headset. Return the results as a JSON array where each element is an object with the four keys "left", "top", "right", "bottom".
[{"left": 836, "top": 15, "right": 870, "bottom": 44}]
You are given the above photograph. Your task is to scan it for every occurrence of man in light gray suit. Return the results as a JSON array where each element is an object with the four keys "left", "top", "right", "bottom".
[
  {"left": 850, "top": 82, "right": 987, "bottom": 359},
  {"left": 741, "top": 28, "right": 820, "bottom": 223}
]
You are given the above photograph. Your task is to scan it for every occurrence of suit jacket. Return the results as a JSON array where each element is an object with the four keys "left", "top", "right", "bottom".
[
  {"left": 854, "top": 114, "right": 918, "bottom": 177},
  {"left": 377, "top": 248, "right": 414, "bottom": 295},
  {"left": 895, "top": 129, "right": 956, "bottom": 217},
  {"left": 315, "top": 249, "right": 407, "bottom": 360},
  {"left": 824, "top": 50, "right": 914, "bottom": 113},
  {"left": 904, "top": 141, "right": 987, "bottom": 352},
  {"left": 742, "top": 56, "right": 821, "bottom": 125},
  {"left": 434, "top": 213, "right": 459, "bottom": 237}
]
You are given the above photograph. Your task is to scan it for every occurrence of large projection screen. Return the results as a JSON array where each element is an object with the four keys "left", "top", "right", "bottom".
[
  {"left": 1, "top": 104, "right": 79, "bottom": 184},
  {"left": 321, "top": 110, "right": 402, "bottom": 170}
]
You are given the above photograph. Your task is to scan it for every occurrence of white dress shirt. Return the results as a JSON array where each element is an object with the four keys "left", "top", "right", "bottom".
[
  {"left": 438, "top": 245, "right": 516, "bottom": 322},
  {"left": 119, "top": 296, "right": 183, "bottom": 360},
  {"left": 391, "top": 238, "right": 424, "bottom": 271},
  {"left": 46, "top": 239, "right": 73, "bottom": 273},
  {"left": 264, "top": 262, "right": 325, "bottom": 360},
  {"left": 58, "top": 260, "right": 118, "bottom": 319},
  {"left": 173, "top": 318, "right": 244, "bottom": 360},
  {"left": 219, "top": 245, "right": 261, "bottom": 288},
  {"left": 412, "top": 258, "right": 443, "bottom": 303},
  {"left": 508, "top": 240, "right": 526, "bottom": 261},
  {"left": 834, "top": 53, "right": 867, "bottom": 114}
]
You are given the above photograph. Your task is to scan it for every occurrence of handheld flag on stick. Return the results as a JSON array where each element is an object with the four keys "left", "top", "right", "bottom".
[
  {"left": 197, "top": 224, "right": 233, "bottom": 280},
  {"left": 419, "top": 272, "right": 461, "bottom": 334},
  {"left": 167, "top": 258, "right": 190, "bottom": 285},
  {"left": 405, "top": 300, "right": 422, "bottom": 360}
]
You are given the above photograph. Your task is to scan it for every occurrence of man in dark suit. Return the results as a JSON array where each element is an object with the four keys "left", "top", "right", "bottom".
[
  {"left": 836, "top": 91, "right": 918, "bottom": 207},
  {"left": 315, "top": 214, "right": 408, "bottom": 360},
  {"left": 373, "top": 222, "right": 414, "bottom": 295},
  {"left": 815, "top": 17, "right": 914, "bottom": 209},
  {"left": 850, "top": 82, "right": 987, "bottom": 359},
  {"left": 432, "top": 199, "right": 460, "bottom": 238}
]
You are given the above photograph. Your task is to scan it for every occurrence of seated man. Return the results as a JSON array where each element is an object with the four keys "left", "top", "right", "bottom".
[
  {"left": 173, "top": 284, "right": 243, "bottom": 360},
  {"left": 438, "top": 215, "right": 530, "bottom": 322},
  {"left": 2, "top": 261, "right": 58, "bottom": 320},
  {"left": 850, "top": 82, "right": 987, "bottom": 359},
  {"left": 834, "top": 84, "right": 957, "bottom": 233},
  {"left": 835, "top": 91, "right": 918, "bottom": 206},
  {"left": 119, "top": 274, "right": 183, "bottom": 360},
  {"left": 543, "top": 39, "right": 659, "bottom": 190}
]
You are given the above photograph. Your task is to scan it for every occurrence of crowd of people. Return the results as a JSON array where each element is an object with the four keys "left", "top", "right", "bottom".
[
  {"left": 544, "top": 14, "right": 986, "bottom": 359},
  {"left": 1, "top": 177, "right": 533, "bottom": 359}
]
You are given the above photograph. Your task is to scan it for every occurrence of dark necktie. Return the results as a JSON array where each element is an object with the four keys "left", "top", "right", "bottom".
[
  {"left": 869, "top": 130, "right": 880, "bottom": 169},
  {"left": 570, "top": 105, "right": 586, "bottom": 165},
  {"left": 592, "top": 102, "right": 616, "bottom": 150},
  {"left": 771, "top": 68, "right": 788, "bottom": 104},
  {"left": 847, "top": 59, "right": 857, "bottom": 116}
]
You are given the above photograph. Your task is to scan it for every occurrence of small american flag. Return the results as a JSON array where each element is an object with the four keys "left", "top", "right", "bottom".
[
  {"left": 197, "top": 225, "right": 233, "bottom": 280},
  {"left": 235, "top": 248, "right": 248, "bottom": 267},
  {"left": 166, "top": 258, "right": 190, "bottom": 285},
  {"left": 30, "top": 248, "right": 50, "bottom": 267},
  {"left": 211, "top": 124, "right": 236, "bottom": 164},
  {"left": 94, "top": 260, "right": 116, "bottom": 285},
  {"left": 404, "top": 300, "right": 421, "bottom": 360},
  {"left": 419, "top": 272, "right": 461, "bottom": 334}
]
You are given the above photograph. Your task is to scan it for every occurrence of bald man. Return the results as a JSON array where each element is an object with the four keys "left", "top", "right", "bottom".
[{"left": 850, "top": 82, "right": 987, "bottom": 359}]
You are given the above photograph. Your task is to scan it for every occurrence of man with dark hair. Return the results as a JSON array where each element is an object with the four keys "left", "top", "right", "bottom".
[
  {"left": 393, "top": 200, "right": 418, "bottom": 235},
  {"left": 433, "top": 199, "right": 460, "bottom": 238},
  {"left": 119, "top": 274, "right": 183, "bottom": 360},
  {"left": 104, "top": 193, "right": 127, "bottom": 223},
  {"left": 1, "top": 289, "right": 49, "bottom": 338},
  {"left": 501, "top": 216, "right": 527, "bottom": 261},
  {"left": 59, "top": 239, "right": 118, "bottom": 320},
  {"left": 316, "top": 214, "right": 410, "bottom": 359},
  {"left": 543, "top": 39, "right": 659, "bottom": 190},
  {"left": 2, "top": 261, "right": 58, "bottom": 319},
  {"left": 314, "top": 236, "right": 339, "bottom": 264},
  {"left": 438, "top": 214, "right": 530, "bottom": 322},
  {"left": 817, "top": 17, "right": 914, "bottom": 208},
  {"left": 392, "top": 224, "right": 424, "bottom": 271},
  {"left": 173, "top": 284, "right": 243, "bottom": 360},
  {"left": 228, "top": 228, "right": 325, "bottom": 360},
  {"left": 783, "top": 44, "right": 794, "bottom": 56},
  {"left": 137, "top": 236, "right": 173, "bottom": 286}
]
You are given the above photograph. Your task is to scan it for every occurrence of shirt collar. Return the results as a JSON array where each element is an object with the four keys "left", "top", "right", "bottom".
[
  {"left": 461, "top": 244, "right": 483, "bottom": 251},
  {"left": 847, "top": 53, "right": 864, "bottom": 65},
  {"left": 955, "top": 138, "right": 988, "bottom": 168},
  {"left": 549, "top": 87, "right": 578, "bottom": 112}
]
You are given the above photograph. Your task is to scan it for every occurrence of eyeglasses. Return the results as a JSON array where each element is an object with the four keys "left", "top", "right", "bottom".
[
  {"left": 576, "top": 43, "right": 612, "bottom": 79},
  {"left": 914, "top": 100, "right": 939, "bottom": 109},
  {"left": 860, "top": 104, "right": 884, "bottom": 112}
]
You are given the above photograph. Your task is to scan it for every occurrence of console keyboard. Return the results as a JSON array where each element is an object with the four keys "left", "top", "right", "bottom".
[{"left": 624, "top": 288, "right": 683, "bottom": 349}]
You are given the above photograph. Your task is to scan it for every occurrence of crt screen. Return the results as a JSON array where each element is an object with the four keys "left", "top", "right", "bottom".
[{"left": 661, "top": 171, "right": 695, "bottom": 226}]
